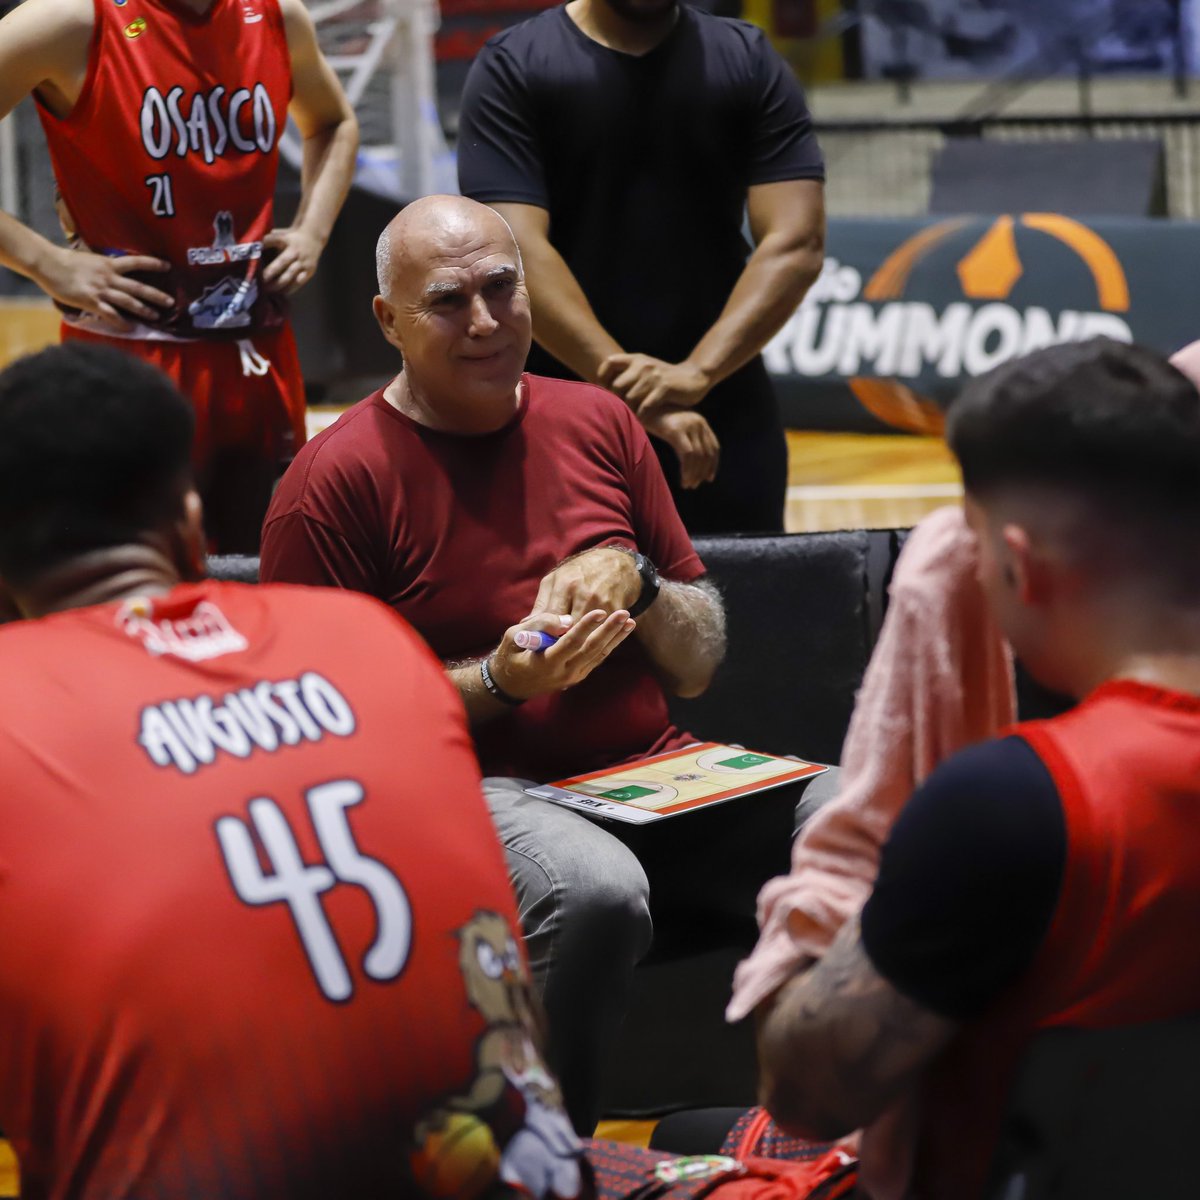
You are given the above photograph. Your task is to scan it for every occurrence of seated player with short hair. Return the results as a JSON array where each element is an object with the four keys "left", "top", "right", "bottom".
[
  {"left": 0, "top": 342, "right": 584, "bottom": 1198},
  {"left": 756, "top": 338, "right": 1200, "bottom": 1199}
]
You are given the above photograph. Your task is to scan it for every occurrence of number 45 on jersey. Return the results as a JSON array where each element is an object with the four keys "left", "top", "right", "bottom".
[{"left": 216, "top": 779, "right": 411, "bottom": 1002}]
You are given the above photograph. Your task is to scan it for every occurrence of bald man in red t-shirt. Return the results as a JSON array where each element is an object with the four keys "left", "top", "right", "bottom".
[{"left": 260, "top": 195, "right": 734, "bottom": 1132}]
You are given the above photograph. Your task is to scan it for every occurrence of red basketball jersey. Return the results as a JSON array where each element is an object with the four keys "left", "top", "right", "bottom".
[
  {"left": 37, "top": 0, "right": 293, "bottom": 339},
  {"left": 0, "top": 582, "right": 587, "bottom": 1200},
  {"left": 915, "top": 680, "right": 1200, "bottom": 1200}
]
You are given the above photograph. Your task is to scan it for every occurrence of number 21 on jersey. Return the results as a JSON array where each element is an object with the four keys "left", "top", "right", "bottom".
[
  {"left": 216, "top": 779, "right": 411, "bottom": 1002},
  {"left": 144, "top": 173, "right": 176, "bottom": 218}
]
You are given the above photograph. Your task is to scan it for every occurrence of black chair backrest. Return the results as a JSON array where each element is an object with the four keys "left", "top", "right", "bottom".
[
  {"left": 985, "top": 1017, "right": 1200, "bottom": 1200},
  {"left": 667, "top": 532, "right": 873, "bottom": 765}
]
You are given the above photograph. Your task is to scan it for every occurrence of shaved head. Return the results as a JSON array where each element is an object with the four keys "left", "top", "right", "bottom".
[
  {"left": 375, "top": 195, "right": 523, "bottom": 300},
  {"left": 371, "top": 194, "right": 532, "bottom": 433}
]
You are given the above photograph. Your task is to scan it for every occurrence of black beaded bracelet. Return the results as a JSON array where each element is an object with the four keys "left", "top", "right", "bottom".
[{"left": 480, "top": 656, "right": 525, "bottom": 707}]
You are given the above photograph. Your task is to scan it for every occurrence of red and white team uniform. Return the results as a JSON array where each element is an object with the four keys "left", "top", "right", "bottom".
[
  {"left": 36, "top": 0, "right": 306, "bottom": 474},
  {"left": 0, "top": 583, "right": 586, "bottom": 1200}
]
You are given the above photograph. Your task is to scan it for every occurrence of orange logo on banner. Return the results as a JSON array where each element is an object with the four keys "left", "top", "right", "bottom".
[{"left": 850, "top": 215, "right": 1130, "bottom": 433}]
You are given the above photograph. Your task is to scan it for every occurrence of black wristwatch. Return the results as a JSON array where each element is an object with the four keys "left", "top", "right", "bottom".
[{"left": 627, "top": 552, "right": 662, "bottom": 618}]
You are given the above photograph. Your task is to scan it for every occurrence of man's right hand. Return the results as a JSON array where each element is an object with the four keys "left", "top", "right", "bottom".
[
  {"left": 35, "top": 245, "right": 172, "bottom": 330},
  {"left": 489, "top": 609, "right": 635, "bottom": 701},
  {"left": 641, "top": 408, "right": 720, "bottom": 489}
]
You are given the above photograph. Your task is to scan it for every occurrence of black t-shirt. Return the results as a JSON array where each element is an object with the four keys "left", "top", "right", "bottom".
[
  {"left": 457, "top": 4, "right": 825, "bottom": 373},
  {"left": 860, "top": 736, "right": 1068, "bottom": 1021}
]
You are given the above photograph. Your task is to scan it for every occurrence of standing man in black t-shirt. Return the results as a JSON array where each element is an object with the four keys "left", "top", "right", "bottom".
[{"left": 457, "top": 0, "right": 825, "bottom": 533}]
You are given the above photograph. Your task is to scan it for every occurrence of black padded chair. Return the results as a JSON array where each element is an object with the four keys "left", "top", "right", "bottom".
[
  {"left": 668, "top": 531, "right": 873, "bottom": 765},
  {"left": 604, "top": 531, "right": 877, "bottom": 1116},
  {"left": 985, "top": 1017, "right": 1200, "bottom": 1199}
]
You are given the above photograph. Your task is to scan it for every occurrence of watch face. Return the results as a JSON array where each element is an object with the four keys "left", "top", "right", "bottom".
[{"left": 629, "top": 553, "right": 661, "bottom": 617}]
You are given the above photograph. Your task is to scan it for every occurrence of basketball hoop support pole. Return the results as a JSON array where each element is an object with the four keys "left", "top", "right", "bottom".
[
  {"left": 0, "top": 113, "right": 18, "bottom": 219},
  {"left": 388, "top": 0, "right": 440, "bottom": 199}
]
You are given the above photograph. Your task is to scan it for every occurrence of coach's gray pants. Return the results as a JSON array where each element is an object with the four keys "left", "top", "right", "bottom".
[
  {"left": 482, "top": 777, "right": 651, "bottom": 1135},
  {"left": 482, "top": 767, "right": 841, "bottom": 1135}
]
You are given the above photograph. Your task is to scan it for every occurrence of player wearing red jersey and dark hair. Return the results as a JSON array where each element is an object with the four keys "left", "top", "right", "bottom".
[
  {"left": 0, "top": 0, "right": 357, "bottom": 552},
  {"left": 756, "top": 339, "right": 1200, "bottom": 1199},
  {"left": 0, "top": 341, "right": 587, "bottom": 1200}
]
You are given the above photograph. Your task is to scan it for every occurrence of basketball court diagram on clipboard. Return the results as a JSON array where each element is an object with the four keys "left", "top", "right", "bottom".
[{"left": 525, "top": 743, "right": 827, "bottom": 824}]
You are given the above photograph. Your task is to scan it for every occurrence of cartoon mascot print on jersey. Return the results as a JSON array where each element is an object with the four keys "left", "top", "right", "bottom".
[{"left": 411, "top": 911, "right": 583, "bottom": 1200}]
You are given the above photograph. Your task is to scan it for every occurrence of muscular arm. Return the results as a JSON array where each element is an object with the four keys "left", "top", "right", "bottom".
[
  {"left": 265, "top": 0, "right": 359, "bottom": 294},
  {"left": 493, "top": 202, "right": 621, "bottom": 385},
  {"left": 687, "top": 178, "right": 825, "bottom": 390},
  {"left": 494, "top": 202, "right": 720, "bottom": 486},
  {"left": 754, "top": 740, "right": 1065, "bottom": 1136},
  {"left": 756, "top": 918, "right": 957, "bottom": 1142},
  {"left": 0, "top": 0, "right": 173, "bottom": 321},
  {"left": 604, "top": 179, "right": 825, "bottom": 415}
]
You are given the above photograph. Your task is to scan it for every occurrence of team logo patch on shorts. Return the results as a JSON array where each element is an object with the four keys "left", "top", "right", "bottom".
[
  {"left": 653, "top": 1156, "right": 743, "bottom": 1185},
  {"left": 188, "top": 275, "right": 258, "bottom": 329},
  {"left": 123, "top": 17, "right": 147, "bottom": 36}
]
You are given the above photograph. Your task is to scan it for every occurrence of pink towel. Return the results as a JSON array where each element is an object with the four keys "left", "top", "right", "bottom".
[
  {"left": 728, "top": 505, "right": 1015, "bottom": 1022},
  {"left": 1170, "top": 340, "right": 1200, "bottom": 388},
  {"left": 726, "top": 506, "right": 1016, "bottom": 1196}
]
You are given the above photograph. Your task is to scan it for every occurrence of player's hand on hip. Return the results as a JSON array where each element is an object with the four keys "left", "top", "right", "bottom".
[
  {"left": 36, "top": 246, "right": 172, "bottom": 330},
  {"left": 491, "top": 610, "right": 636, "bottom": 699},
  {"left": 598, "top": 353, "right": 712, "bottom": 415},
  {"left": 262, "top": 227, "right": 323, "bottom": 294},
  {"left": 641, "top": 408, "right": 720, "bottom": 489},
  {"left": 531, "top": 546, "right": 643, "bottom": 620}
]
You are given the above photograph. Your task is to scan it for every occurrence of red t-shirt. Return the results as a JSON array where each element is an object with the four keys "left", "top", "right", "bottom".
[
  {"left": 915, "top": 680, "right": 1200, "bottom": 1200},
  {"left": 0, "top": 582, "right": 587, "bottom": 1200},
  {"left": 36, "top": 0, "right": 291, "bottom": 339},
  {"left": 260, "top": 374, "right": 705, "bottom": 781}
]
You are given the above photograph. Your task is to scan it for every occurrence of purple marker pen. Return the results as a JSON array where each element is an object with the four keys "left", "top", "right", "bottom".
[{"left": 513, "top": 630, "right": 559, "bottom": 652}]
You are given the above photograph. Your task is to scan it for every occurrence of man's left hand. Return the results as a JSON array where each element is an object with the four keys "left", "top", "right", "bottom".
[
  {"left": 262, "top": 227, "right": 324, "bottom": 294},
  {"left": 597, "top": 353, "right": 712, "bottom": 416},
  {"left": 530, "top": 546, "right": 642, "bottom": 621}
]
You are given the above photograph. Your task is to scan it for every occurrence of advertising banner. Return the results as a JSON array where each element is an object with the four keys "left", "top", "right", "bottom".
[{"left": 766, "top": 215, "right": 1200, "bottom": 433}]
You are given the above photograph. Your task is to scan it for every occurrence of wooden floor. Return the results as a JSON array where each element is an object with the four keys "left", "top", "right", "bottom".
[
  {"left": 0, "top": 300, "right": 58, "bottom": 367},
  {"left": 784, "top": 430, "right": 961, "bottom": 533},
  {"left": 0, "top": 1141, "right": 16, "bottom": 1198}
]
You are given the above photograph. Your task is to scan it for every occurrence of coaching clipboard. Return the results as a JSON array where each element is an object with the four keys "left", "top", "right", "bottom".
[{"left": 524, "top": 742, "right": 827, "bottom": 825}]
